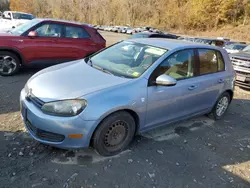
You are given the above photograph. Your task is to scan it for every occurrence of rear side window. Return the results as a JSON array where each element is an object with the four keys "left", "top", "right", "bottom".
[
  {"left": 65, "top": 26, "right": 90, "bottom": 38},
  {"left": 198, "top": 49, "right": 225, "bottom": 75}
]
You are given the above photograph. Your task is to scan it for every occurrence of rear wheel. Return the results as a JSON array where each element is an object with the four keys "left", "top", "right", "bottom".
[
  {"left": 92, "top": 111, "right": 136, "bottom": 156},
  {"left": 208, "top": 92, "right": 230, "bottom": 120},
  {"left": 0, "top": 51, "right": 21, "bottom": 76}
]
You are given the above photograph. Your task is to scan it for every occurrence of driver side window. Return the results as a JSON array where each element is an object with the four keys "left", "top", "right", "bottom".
[
  {"left": 157, "top": 49, "right": 195, "bottom": 80},
  {"left": 35, "top": 23, "right": 63, "bottom": 37}
]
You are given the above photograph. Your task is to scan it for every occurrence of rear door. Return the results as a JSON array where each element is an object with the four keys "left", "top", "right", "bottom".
[
  {"left": 57, "top": 24, "right": 98, "bottom": 60},
  {"left": 194, "top": 48, "right": 226, "bottom": 110}
]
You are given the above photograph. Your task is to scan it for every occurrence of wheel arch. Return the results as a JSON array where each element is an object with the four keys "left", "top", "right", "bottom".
[
  {"left": 225, "top": 89, "right": 234, "bottom": 102},
  {"left": 0, "top": 47, "right": 24, "bottom": 64}
]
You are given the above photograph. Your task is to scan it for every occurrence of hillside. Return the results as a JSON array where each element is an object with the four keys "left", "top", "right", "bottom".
[
  {"left": 173, "top": 25, "right": 250, "bottom": 43},
  {"left": 3, "top": 0, "right": 250, "bottom": 43}
]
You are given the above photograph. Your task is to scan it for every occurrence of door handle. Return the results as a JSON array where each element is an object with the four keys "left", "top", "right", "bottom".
[
  {"left": 188, "top": 85, "right": 198, "bottom": 90},
  {"left": 218, "top": 79, "right": 224, "bottom": 83}
]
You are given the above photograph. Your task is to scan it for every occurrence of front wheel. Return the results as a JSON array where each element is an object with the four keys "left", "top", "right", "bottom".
[
  {"left": 208, "top": 92, "right": 231, "bottom": 120},
  {"left": 92, "top": 111, "right": 136, "bottom": 156},
  {"left": 0, "top": 51, "right": 21, "bottom": 76}
]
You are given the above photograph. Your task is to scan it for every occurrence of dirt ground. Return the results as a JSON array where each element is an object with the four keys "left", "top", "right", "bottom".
[{"left": 1, "top": 32, "right": 250, "bottom": 188}]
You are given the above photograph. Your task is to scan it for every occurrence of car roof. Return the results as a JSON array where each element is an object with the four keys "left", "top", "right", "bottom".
[
  {"left": 196, "top": 37, "right": 225, "bottom": 42},
  {"left": 127, "top": 38, "right": 221, "bottom": 50},
  {"left": 35, "top": 18, "right": 91, "bottom": 27}
]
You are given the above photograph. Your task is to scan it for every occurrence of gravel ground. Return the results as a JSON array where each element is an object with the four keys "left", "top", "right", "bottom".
[{"left": 1, "top": 32, "right": 250, "bottom": 188}]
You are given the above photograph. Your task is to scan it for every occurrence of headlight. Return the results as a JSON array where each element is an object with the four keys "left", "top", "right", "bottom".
[{"left": 41, "top": 99, "right": 87, "bottom": 116}]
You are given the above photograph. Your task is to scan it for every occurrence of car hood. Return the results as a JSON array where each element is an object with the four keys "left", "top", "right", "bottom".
[
  {"left": 26, "top": 60, "right": 131, "bottom": 102},
  {"left": 230, "top": 51, "right": 250, "bottom": 59}
]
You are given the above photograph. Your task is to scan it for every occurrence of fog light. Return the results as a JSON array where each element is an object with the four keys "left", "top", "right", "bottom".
[{"left": 68, "top": 134, "right": 83, "bottom": 139}]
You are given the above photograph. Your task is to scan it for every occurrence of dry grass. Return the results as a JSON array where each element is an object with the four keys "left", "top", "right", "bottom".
[{"left": 171, "top": 25, "right": 250, "bottom": 43}]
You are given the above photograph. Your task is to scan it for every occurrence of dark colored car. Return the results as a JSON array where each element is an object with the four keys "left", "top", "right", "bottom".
[
  {"left": 225, "top": 41, "right": 246, "bottom": 46},
  {"left": 194, "top": 38, "right": 225, "bottom": 47},
  {"left": 0, "top": 19, "right": 106, "bottom": 76},
  {"left": 128, "top": 32, "right": 178, "bottom": 39}
]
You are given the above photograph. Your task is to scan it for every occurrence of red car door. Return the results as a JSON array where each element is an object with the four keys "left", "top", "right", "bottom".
[
  {"left": 21, "top": 22, "right": 67, "bottom": 66},
  {"left": 55, "top": 24, "right": 101, "bottom": 60}
]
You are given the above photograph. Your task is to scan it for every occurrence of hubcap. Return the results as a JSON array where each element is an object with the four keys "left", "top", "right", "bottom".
[
  {"left": 104, "top": 121, "right": 128, "bottom": 148},
  {"left": 216, "top": 96, "right": 229, "bottom": 117},
  {"left": 0, "top": 56, "right": 17, "bottom": 74}
]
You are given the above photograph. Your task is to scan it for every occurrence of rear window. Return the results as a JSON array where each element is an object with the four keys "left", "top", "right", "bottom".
[
  {"left": 12, "top": 13, "right": 34, "bottom": 20},
  {"left": 198, "top": 49, "right": 225, "bottom": 75},
  {"left": 65, "top": 26, "right": 90, "bottom": 38}
]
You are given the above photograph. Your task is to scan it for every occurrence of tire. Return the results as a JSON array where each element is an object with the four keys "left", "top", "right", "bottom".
[
  {"left": 208, "top": 92, "right": 231, "bottom": 120},
  {"left": 0, "top": 51, "right": 21, "bottom": 76},
  {"left": 92, "top": 111, "right": 136, "bottom": 156}
]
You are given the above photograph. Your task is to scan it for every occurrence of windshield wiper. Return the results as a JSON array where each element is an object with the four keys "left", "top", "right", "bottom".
[
  {"left": 92, "top": 64, "right": 114, "bottom": 76},
  {"left": 101, "top": 68, "right": 114, "bottom": 76}
]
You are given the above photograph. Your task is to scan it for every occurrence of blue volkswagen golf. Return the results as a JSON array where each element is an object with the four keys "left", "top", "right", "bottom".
[{"left": 20, "top": 39, "right": 235, "bottom": 156}]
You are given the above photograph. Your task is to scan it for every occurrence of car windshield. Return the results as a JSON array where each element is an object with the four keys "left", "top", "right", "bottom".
[
  {"left": 88, "top": 41, "right": 167, "bottom": 78},
  {"left": 243, "top": 45, "right": 250, "bottom": 53},
  {"left": 10, "top": 19, "right": 40, "bottom": 35},
  {"left": 12, "top": 13, "right": 34, "bottom": 20}
]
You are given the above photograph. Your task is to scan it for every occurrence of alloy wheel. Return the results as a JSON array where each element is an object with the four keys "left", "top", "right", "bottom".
[
  {"left": 216, "top": 96, "right": 229, "bottom": 117},
  {"left": 0, "top": 55, "right": 17, "bottom": 75}
]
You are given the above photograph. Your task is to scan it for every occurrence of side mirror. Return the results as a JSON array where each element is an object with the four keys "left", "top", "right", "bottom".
[
  {"left": 156, "top": 74, "right": 177, "bottom": 86},
  {"left": 28, "top": 31, "right": 38, "bottom": 37}
]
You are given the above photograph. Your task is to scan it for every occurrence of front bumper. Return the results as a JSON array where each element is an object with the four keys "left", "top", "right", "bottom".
[
  {"left": 20, "top": 89, "right": 97, "bottom": 149},
  {"left": 234, "top": 66, "right": 250, "bottom": 89}
]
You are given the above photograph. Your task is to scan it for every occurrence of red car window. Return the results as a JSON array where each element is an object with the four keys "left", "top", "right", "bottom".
[{"left": 65, "top": 26, "right": 90, "bottom": 39}]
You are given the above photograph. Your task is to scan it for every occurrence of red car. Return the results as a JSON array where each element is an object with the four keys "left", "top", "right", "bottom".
[{"left": 0, "top": 19, "right": 106, "bottom": 76}]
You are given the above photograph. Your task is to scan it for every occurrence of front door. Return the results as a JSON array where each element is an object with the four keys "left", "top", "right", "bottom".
[
  {"left": 22, "top": 22, "right": 65, "bottom": 65},
  {"left": 146, "top": 49, "right": 201, "bottom": 128}
]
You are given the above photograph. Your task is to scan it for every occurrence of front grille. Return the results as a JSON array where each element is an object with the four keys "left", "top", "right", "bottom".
[
  {"left": 26, "top": 93, "right": 44, "bottom": 109},
  {"left": 231, "top": 57, "right": 250, "bottom": 68},
  {"left": 235, "top": 70, "right": 250, "bottom": 77},
  {"left": 26, "top": 120, "right": 65, "bottom": 142}
]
